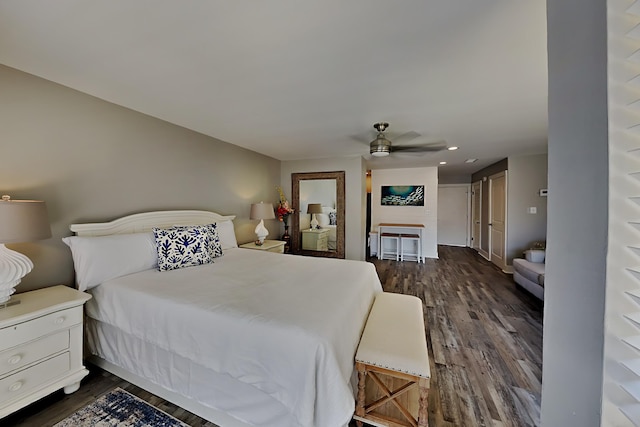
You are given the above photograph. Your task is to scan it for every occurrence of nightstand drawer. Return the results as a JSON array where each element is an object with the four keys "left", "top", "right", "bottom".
[
  {"left": 0, "top": 330, "right": 69, "bottom": 377},
  {"left": 0, "top": 352, "right": 70, "bottom": 403},
  {"left": 0, "top": 307, "right": 81, "bottom": 350}
]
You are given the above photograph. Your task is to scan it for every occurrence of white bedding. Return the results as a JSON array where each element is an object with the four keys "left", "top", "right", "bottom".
[{"left": 85, "top": 248, "right": 382, "bottom": 427}]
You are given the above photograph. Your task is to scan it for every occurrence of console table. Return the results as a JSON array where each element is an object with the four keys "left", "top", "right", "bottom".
[{"left": 376, "top": 223, "right": 425, "bottom": 263}]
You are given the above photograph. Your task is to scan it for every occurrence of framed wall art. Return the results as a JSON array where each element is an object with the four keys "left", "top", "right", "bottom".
[{"left": 381, "top": 185, "right": 424, "bottom": 206}]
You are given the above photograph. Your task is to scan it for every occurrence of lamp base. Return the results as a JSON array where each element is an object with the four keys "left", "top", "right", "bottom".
[
  {"left": 254, "top": 219, "right": 269, "bottom": 246},
  {"left": 310, "top": 215, "right": 319, "bottom": 230},
  {"left": 0, "top": 243, "right": 33, "bottom": 304}
]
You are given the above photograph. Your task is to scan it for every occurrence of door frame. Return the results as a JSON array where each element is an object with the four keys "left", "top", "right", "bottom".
[
  {"left": 470, "top": 180, "right": 482, "bottom": 252},
  {"left": 488, "top": 170, "right": 508, "bottom": 271}
]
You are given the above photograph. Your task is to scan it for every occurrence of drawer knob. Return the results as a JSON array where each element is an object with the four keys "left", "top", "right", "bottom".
[
  {"left": 8, "top": 354, "right": 22, "bottom": 365},
  {"left": 54, "top": 316, "right": 66, "bottom": 325},
  {"left": 9, "top": 381, "right": 23, "bottom": 392}
]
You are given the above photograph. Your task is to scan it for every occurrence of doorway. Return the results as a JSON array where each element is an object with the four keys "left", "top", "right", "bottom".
[{"left": 437, "top": 184, "right": 470, "bottom": 247}]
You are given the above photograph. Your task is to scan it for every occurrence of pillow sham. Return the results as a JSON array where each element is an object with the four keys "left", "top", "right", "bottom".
[
  {"left": 217, "top": 220, "right": 238, "bottom": 250},
  {"left": 62, "top": 232, "right": 158, "bottom": 292},
  {"left": 316, "top": 213, "right": 331, "bottom": 227},
  {"left": 153, "top": 226, "right": 213, "bottom": 271}
]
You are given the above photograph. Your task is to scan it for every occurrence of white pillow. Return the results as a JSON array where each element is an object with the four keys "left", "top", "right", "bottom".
[
  {"left": 217, "top": 220, "right": 238, "bottom": 250},
  {"left": 316, "top": 213, "right": 331, "bottom": 227},
  {"left": 62, "top": 232, "right": 158, "bottom": 291},
  {"left": 525, "top": 249, "right": 545, "bottom": 263},
  {"left": 321, "top": 206, "right": 335, "bottom": 214}
]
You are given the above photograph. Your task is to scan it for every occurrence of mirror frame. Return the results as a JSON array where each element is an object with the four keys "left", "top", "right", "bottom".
[{"left": 291, "top": 171, "right": 345, "bottom": 259}]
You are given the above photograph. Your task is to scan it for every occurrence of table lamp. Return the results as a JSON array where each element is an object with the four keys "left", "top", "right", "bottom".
[
  {"left": 250, "top": 202, "right": 275, "bottom": 245},
  {"left": 307, "top": 203, "right": 323, "bottom": 230},
  {"left": 0, "top": 195, "right": 51, "bottom": 305}
]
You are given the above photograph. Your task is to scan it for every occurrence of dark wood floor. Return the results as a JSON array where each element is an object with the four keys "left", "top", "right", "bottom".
[{"left": 1, "top": 246, "right": 542, "bottom": 427}]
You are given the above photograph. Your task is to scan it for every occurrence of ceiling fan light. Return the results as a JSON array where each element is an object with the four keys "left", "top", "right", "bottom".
[{"left": 371, "top": 149, "right": 390, "bottom": 157}]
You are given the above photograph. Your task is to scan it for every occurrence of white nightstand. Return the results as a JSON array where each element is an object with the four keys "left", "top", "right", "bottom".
[
  {"left": 0, "top": 285, "right": 91, "bottom": 418},
  {"left": 239, "top": 240, "right": 286, "bottom": 254},
  {"left": 301, "top": 228, "right": 330, "bottom": 251}
]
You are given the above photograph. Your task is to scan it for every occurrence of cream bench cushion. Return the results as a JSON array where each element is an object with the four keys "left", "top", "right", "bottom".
[{"left": 356, "top": 292, "right": 430, "bottom": 379}]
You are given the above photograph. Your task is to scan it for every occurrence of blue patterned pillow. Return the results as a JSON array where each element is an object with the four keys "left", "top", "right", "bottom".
[
  {"left": 153, "top": 226, "right": 213, "bottom": 271},
  {"left": 173, "top": 224, "right": 223, "bottom": 259},
  {"left": 329, "top": 211, "right": 337, "bottom": 226},
  {"left": 205, "top": 223, "right": 223, "bottom": 258}
]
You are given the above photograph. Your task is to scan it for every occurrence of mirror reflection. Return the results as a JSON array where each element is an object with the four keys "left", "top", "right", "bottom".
[
  {"left": 299, "top": 179, "right": 337, "bottom": 252},
  {"left": 291, "top": 171, "right": 345, "bottom": 258}
]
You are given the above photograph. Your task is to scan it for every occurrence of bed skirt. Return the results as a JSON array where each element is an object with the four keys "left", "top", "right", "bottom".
[{"left": 85, "top": 318, "right": 302, "bottom": 427}]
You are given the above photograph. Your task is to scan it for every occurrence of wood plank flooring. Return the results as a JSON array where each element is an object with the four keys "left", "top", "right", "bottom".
[{"left": 0, "top": 246, "right": 542, "bottom": 427}]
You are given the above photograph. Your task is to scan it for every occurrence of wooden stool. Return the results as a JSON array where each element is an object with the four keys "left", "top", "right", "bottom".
[
  {"left": 354, "top": 292, "right": 430, "bottom": 427},
  {"left": 400, "top": 233, "right": 422, "bottom": 263},
  {"left": 380, "top": 233, "right": 401, "bottom": 261}
]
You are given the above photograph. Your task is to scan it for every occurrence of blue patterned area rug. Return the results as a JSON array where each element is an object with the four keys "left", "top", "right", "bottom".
[{"left": 53, "top": 388, "right": 188, "bottom": 427}]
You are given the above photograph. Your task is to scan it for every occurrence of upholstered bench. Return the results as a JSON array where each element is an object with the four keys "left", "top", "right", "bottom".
[{"left": 354, "top": 292, "right": 430, "bottom": 427}]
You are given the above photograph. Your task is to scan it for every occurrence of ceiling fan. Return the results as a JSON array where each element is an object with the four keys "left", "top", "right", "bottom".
[{"left": 367, "top": 122, "right": 447, "bottom": 157}]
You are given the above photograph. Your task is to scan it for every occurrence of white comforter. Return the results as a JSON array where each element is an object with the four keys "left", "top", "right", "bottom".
[{"left": 86, "top": 248, "right": 382, "bottom": 427}]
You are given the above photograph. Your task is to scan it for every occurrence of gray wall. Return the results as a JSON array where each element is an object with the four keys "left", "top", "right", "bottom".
[
  {"left": 542, "top": 0, "right": 608, "bottom": 425},
  {"left": 506, "top": 153, "right": 548, "bottom": 264},
  {"left": 281, "top": 156, "right": 367, "bottom": 260},
  {"left": 437, "top": 173, "right": 471, "bottom": 185},
  {"left": 471, "top": 158, "right": 508, "bottom": 254},
  {"left": 0, "top": 65, "right": 281, "bottom": 293}
]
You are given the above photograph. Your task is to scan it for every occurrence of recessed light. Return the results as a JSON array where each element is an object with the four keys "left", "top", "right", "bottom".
[
  {"left": 439, "top": 161, "right": 447, "bottom": 165},
  {"left": 447, "top": 146, "right": 459, "bottom": 151},
  {"left": 464, "top": 158, "right": 478, "bottom": 163}
]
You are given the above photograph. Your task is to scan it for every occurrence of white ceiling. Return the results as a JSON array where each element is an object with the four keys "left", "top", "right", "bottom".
[{"left": 0, "top": 1, "right": 548, "bottom": 178}]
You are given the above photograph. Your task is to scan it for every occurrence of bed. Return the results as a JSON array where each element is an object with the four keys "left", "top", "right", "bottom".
[{"left": 64, "top": 210, "right": 382, "bottom": 427}]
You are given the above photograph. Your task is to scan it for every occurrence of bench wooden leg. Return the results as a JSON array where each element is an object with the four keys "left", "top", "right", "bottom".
[
  {"left": 418, "top": 377, "right": 429, "bottom": 427},
  {"left": 356, "top": 361, "right": 366, "bottom": 426}
]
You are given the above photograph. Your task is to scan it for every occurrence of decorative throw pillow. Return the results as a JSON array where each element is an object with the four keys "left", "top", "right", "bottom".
[
  {"left": 173, "top": 224, "right": 223, "bottom": 258},
  {"left": 205, "top": 223, "right": 223, "bottom": 258},
  {"left": 328, "top": 211, "right": 337, "bottom": 226},
  {"left": 153, "top": 226, "right": 213, "bottom": 271}
]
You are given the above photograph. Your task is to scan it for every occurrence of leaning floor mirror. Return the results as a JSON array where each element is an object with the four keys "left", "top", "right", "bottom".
[{"left": 291, "top": 171, "right": 345, "bottom": 259}]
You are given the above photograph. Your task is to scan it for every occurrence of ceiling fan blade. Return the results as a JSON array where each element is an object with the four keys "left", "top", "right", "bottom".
[
  {"left": 392, "top": 131, "right": 421, "bottom": 145},
  {"left": 350, "top": 133, "right": 372, "bottom": 144},
  {"left": 391, "top": 142, "right": 448, "bottom": 153}
]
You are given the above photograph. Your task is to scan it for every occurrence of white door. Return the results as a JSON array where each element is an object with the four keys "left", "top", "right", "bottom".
[
  {"left": 437, "top": 185, "right": 469, "bottom": 247},
  {"left": 489, "top": 171, "right": 507, "bottom": 271},
  {"left": 471, "top": 181, "right": 481, "bottom": 250}
]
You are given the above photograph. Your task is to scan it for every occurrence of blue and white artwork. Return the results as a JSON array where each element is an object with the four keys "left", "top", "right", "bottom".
[{"left": 381, "top": 185, "right": 424, "bottom": 206}]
